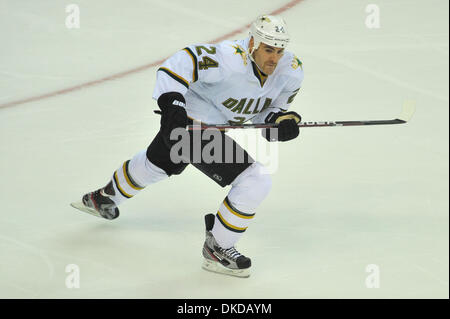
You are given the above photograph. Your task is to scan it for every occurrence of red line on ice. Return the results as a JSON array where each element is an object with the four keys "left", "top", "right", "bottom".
[{"left": 0, "top": 0, "right": 303, "bottom": 110}]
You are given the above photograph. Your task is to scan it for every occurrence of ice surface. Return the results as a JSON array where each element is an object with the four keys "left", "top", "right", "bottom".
[{"left": 0, "top": 0, "right": 448, "bottom": 298}]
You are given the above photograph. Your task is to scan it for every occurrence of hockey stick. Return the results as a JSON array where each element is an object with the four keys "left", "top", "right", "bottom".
[{"left": 186, "top": 101, "right": 416, "bottom": 131}]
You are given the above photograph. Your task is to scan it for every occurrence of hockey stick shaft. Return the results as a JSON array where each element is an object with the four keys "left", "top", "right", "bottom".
[
  {"left": 187, "top": 119, "right": 405, "bottom": 130},
  {"left": 186, "top": 101, "right": 416, "bottom": 131}
]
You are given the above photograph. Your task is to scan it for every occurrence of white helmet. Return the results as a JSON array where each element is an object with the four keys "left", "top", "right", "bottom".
[{"left": 249, "top": 14, "right": 290, "bottom": 53}]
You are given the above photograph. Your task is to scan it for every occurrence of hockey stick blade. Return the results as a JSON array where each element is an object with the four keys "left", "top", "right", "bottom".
[
  {"left": 186, "top": 101, "right": 416, "bottom": 130},
  {"left": 397, "top": 100, "right": 416, "bottom": 123}
]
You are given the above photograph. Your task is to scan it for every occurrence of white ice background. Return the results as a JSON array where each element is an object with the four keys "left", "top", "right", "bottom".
[{"left": 0, "top": 0, "right": 448, "bottom": 298}]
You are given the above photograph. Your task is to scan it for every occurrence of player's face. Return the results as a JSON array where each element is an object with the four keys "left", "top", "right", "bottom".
[{"left": 253, "top": 43, "right": 285, "bottom": 75}]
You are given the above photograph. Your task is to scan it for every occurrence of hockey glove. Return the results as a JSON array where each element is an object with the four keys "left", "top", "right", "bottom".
[
  {"left": 156, "top": 92, "right": 188, "bottom": 147},
  {"left": 262, "top": 111, "right": 301, "bottom": 142}
]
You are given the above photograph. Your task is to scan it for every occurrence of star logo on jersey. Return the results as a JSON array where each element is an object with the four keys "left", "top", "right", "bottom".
[
  {"left": 232, "top": 44, "right": 247, "bottom": 66},
  {"left": 291, "top": 56, "right": 303, "bottom": 70}
]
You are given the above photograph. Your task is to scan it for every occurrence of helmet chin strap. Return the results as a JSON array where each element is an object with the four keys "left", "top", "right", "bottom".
[
  {"left": 248, "top": 41, "right": 256, "bottom": 62},
  {"left": 247, "top": 40, "right": 267, "bottom": 76}
]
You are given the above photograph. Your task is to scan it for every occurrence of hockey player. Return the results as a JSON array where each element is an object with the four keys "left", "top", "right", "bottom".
[{"left": 72, "top": 15, "right": 304, "bottom": 278}]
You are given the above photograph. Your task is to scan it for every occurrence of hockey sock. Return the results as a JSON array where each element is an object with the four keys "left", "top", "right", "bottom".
[
  {"left": 212, "top": 197, "right": 255, "bottom": 249},
  {"left": 211, "top": 162, "right": 272, "bottom": 249},
  {"left": 109, "top": 150, "right": 168, "bottom": 205}
]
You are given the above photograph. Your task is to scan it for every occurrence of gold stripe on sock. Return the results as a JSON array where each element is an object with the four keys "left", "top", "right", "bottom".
[
  {"left": 217, "top": 211, "right": 248, "bottom": 232},
  {"left": 122, "top": 161, "right": 144, "bottom": 190},
  {"left": 113, "top": 171, "right": 133, "bottom": 198},
  {"left": 223, "top": 199, "right": 254, "bottom": 220}
]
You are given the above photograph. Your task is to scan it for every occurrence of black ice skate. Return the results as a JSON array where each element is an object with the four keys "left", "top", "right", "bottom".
[
  {"left": 202, "top": 213, "right": 251, "bottom": 278},
  {"left": 71, "top": 181, "right": 119, "bottom": 220}
]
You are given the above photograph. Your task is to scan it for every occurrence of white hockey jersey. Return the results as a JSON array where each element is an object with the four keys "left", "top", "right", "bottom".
[{"left": 152, "top": 37, "right": 304, "bottom": 125}]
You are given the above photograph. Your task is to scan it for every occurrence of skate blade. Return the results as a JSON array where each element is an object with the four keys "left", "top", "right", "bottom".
[
  {"left": 202, "top": 259, "right": 250, "bottom": 278},
  {"left": 70, "top": 202, "right": 104, "bottom": 219}
]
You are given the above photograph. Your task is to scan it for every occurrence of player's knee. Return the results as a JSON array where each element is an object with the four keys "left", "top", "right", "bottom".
[
  {"left": 146, "top": 132, "right": 189, "bottom": 176},
  {"left": 129, "top": 150, "right": 168, "bottom": 185},
  {"left": 232, "top": 162, "right": 272, "bottom": 203},
  {"left": 254, "top": 166, "right": 272, "bottom": 200}
]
